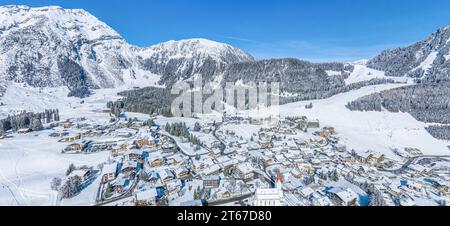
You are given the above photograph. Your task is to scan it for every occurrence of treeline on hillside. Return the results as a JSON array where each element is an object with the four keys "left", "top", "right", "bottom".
[
  {"left": 107, "top": 87, "right": 175, "bottom": 117},
  {"left": 0, "top": 82, "right": 6, "bottom": 97},
  {"left": 346, "top": 83, "right": 450, "bottom": 140},
  {"left": 222, "top": 59, "right": 353, "bottom": 96},
  {"left": 58, "top": 58, "right": 94, "bottom": 98},
  {"left": 346, "top": 83, "right": 450, "bottom": 124},
  {"left": 280, "top": 78, "right": 397, "bottom": 104},
  {"left": 426, "top": 125, "right": 450, "bottom": 141},
  {"left": 0, "top": 109, "right": 60, "bottom": 133},
  {"left": 143, "top": 57, "right": 229, "bottom": 88},
  {"left": 107, "top": 77, "right": 399, "bottom": 117},
  {"left": 367, "top": 43, "right": 425, "bottom": 77}
]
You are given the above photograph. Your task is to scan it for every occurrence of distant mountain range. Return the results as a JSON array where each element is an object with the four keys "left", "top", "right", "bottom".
[{"left": 0, "top": 5, "right": 449, "bottom": 99}]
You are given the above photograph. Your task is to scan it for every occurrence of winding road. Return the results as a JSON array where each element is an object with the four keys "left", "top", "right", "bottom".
[
  {"left": 207, "top": 193, "right": 253, "bottom": 206},
  {"left": 381, "top": 155, "right": 450, "bottom": 174}
]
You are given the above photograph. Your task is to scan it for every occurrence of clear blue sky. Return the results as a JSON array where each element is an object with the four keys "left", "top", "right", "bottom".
[{"left": 2, "top": 0, "right": 450, "bottom": 62}]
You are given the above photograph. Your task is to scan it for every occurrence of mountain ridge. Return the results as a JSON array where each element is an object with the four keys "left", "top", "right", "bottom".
[
  {"left": 0, "top": 5, "right": 449, "bottom": 101},
  {"left": 368, "top": 26, "right": 450, "bottom": 81},
  {"left": 0, "top": 5, "right": 254, "bottom": 97}
]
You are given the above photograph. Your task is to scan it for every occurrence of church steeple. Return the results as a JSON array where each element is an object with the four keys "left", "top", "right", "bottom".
[{"left": 275, "top": 171, "right": 283, "bottom": 189}]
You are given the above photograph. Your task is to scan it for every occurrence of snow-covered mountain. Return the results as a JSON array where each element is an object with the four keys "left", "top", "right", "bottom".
[
  {"left": 0, "top": 5, "right": 140, "bottom": 97},
  {"left": 138, "top": 38, "right": 255, "bottom": 86},
  {"left": 368, "top": 26, "right": 450, "bottom": 81},
  {"left": 2, "top": 5, "right": 449, "bottom": 102},
  {"left": 0, "top": 6, "right": 254, "bottom": 97}
]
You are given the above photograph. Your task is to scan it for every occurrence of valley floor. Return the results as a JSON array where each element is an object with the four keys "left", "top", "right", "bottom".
[{"left": 0, "top": 82, "right": 449, "bottom": 205}]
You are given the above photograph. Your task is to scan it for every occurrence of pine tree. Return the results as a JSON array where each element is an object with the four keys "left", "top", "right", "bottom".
[
  {"left": 60, "top": 176, "right": 83, "bottom": 199},
  {"left": 104, "top": 182, "right": 114, "bottom": 198},
  {"left": 165, "top": 123, "right": 170, "bottom": 133},
  {"left": 66, "top": 163, "right": 76, "bottom": 176},
  {"left": 194, "top": 186, "right": 201, "bottom": 200},
  {"left": 194, "top": 122, "right": 201, "bottom": 132},
  {"left": 50, "top": 177, "right": 62, "bottom": 191}
]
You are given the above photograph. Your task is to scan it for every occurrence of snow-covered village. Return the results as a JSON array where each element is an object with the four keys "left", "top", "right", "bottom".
[{"left": 3, "top": 103, "right": 448, "bottom": 206}]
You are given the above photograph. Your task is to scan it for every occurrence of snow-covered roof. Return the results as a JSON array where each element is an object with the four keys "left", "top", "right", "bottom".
[
  {"left": 135, "top": 189, "right": 157, "bottom": 201},
  {"left": 221, "top": 159, "right": 239, "bottom": 168},
  {"left": 167, "top": 154, "right": 184, "bottom": 163},
  {"left": 275, "top": 154, "right": 286, "bottom": 162},
  {"left": 69, "top": 169, "right": 90, "bottom": 178},
  {"left": 112, "top": 178, "right": 129, "bottom": 187},
  {"left": 116, "top": 128, "right": 137, "bottom": 133},
  {"left": 254, "top": 188, "right": 283, "bottom": 201},
  {"left": 129, "top": 149, "right": 144, "bottom": 155},
  {"left": 179, "top": 200, "right": 204, "bottom": 206},
  {"left": 148, "top": 171, "right": 159, "bottom": 180},
  {"left": 122, "top": 161, "right": 138, "bottom": 170},
  {"left": 236, "top": 162, "right": 254, "bottom": 174},
  {"left": 407, "top": 180, "right": 423, "bottom": 189},
  {"left": 299, "top": 187, "right": 315, "bottom": 197},
  {"left": 103, "top": 162, "right": 118, "bottom": 175},
  {"left": 200, "top": 157, "right": 215, "bottom": 167},
  {"left": 216, "top": 155, "right": 232, "bottom": 163},
  {"left": 174, "top": 166, "right": 188, "bottom": 176},
  {"left": 203, "top": 176, "right": 221, "bottom": 181},
  {"left": 409, "top": 164, "right": 426, "bottom": 172},
  {"left": 147, "top": 156, "right": 163, "bottom": 163},
  {"left": 329, "top": 187, "right": 358, "bottom": 204},
  {"left": 248, "top": 150, "right": 264, "bottom": 158},
  {"left": 311, "top": 193, "right": 333, "bottom": 206},
  {"left": 399, "top": 197, "right": 416, "bottom": 206},
  {"left": 302, "top": 148, "right": 314, "bottom": 154},
  {"left": 202, "top": 164, "right": 222, "bottom": 176},
  {"left": 158, "top": 169, "right": 174, "bottom": 180}
]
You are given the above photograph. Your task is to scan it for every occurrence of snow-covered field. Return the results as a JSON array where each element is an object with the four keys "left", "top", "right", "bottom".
[
  {"left": 279, "top": 84, "right": 450, "bottom": 158},
  {"left": 0, "top": 84, "right": 150, "bottom": 206},
  {"left": 414, "top": 51, "right": 438, "bottom": 76},
  {"left": 0, "top": 74, "right": 160, "bottom": 119},
  {"left": 0, "top": 130, "right": 108, "bottom": 206},
  {"left": 345, "top": 64, "right": 387, "bottom": 85},
  {"left": 219, "top": 124, "right": 262, "bottom": 140},
  {"left": 345, "top": 63, "right": 409, "bottom": 85}
]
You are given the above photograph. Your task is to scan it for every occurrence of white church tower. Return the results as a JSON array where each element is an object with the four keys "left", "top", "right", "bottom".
[{"left": 253, "top": 171, "right": 285, "bottom": 206}]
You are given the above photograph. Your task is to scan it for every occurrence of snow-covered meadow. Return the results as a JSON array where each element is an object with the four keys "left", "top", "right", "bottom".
[
  {"left": 0, "top": 130, "right": 108, "bottom": 206},
  {"left": 0, "top": 83, "right": 152, "bottom": 206},
  {"left": 279, "top": 84, "right": 450, "bottom": 159}
]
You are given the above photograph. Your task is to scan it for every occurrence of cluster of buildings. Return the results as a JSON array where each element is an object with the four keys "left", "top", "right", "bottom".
[{"left": 51, "top": 113, "right": 450, "bottom": 206}]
